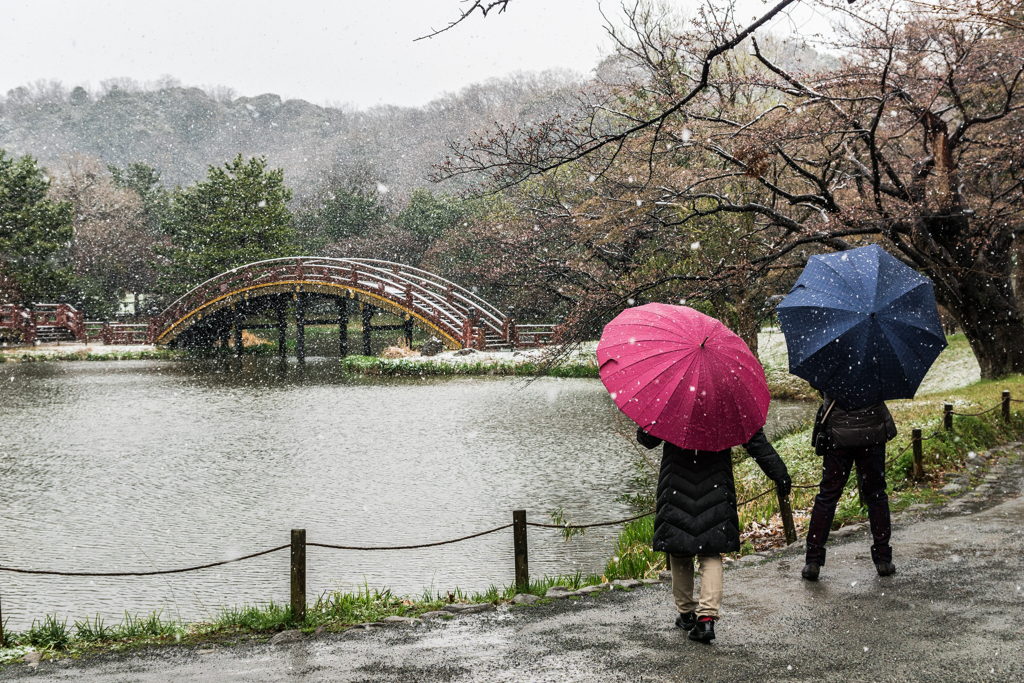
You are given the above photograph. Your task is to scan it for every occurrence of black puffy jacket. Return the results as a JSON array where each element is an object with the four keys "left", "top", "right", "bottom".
[{"left": 638, "top": 428, "right": 790, "bottom": 556}]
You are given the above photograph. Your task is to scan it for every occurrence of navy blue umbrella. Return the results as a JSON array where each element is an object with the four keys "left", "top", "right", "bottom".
[{"left": 776, "top": 244, "right": 947, "bottom": 409}]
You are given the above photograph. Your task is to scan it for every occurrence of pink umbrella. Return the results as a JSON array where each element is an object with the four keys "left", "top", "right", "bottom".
[{"left": 597, "top": 303, "right": 770, "bottom": 452}]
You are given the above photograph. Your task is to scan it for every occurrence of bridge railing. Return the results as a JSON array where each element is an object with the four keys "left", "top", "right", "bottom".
[
  {"left": 0, "top": 303, "right": 35, "bottom": 344},
  {"left": 1, "top": 303, "right": 88, "bottom": 344},
  {"left": 102, "top": 323, "right": 149, "bottom": 345},
  {"left": 29, "top": 303, "right": 86, "bottom": 341},
  {"left": 515, "top": 324, "right": 558, "bottom": 348}
]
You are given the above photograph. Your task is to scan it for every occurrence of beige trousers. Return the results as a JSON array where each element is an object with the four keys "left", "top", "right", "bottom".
[{"left": 670, "top": 554, "right": 723, "bottom": 618}]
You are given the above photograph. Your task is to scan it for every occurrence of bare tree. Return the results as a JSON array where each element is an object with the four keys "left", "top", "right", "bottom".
[
  {"left": 438, "top": 0, "right": 1024, "bottom": 377},
  {"left": 50, "top": 155, "right": 162, "bottom": 312}
]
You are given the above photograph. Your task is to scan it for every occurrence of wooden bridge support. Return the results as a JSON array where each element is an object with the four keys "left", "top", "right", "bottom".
[
  {"left": 296, "top": 294, "right": 306, "bottom": 363},
  {"left": 404, "top": 315, "right": 414, "bottom": 349},
  {"left": 233, "top": 307, "right": 243, "bottom": 357},
  {"left": 276, "top": 303, "right": 287, "bottom": 359},
  {"left": 361, "top": 304, "right": 373, "bottom": 356},
  {"left": 338, "top": 298, "right": 349, "bottom": 358}
]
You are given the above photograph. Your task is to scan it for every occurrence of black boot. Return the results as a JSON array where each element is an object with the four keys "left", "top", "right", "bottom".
[
  {"left": 801, "top": 562, "right": 820, "bottom": 581},
  {"left": 688, "top": 617, "right": 716, "bottom": 643},
  {"left": 675, "top": 611, "right": 697, "bottom": 630},
  {"left": 875, "top": 561, "right": 896, "bottom": 577}
]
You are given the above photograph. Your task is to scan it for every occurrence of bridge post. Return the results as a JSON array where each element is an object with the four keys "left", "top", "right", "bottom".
[
  {"left": 290, "top": 529, "right": 306, "bottom": 623},
  {"left": 361, "top": 304, "right": 373, "bottom": 356},
  {"left": 513, "top": 510, "right": 528, "bottom": 592},
  {"left": 295, "top": 293, "right": 306, "bottom": 363},
  {"left": 506, "top": 306, "right": 518, "bottom": 349},
  {"left": 233, "top": 306, "right": 243, "bottom": 357},
  {"left": 464, "top": 307, "right": 477, "bottom": 349},
  {"left": 218, "top": 325, "right": 229, "bottom": 351},
  {"left": 403, "top": 314, "right": 414, "bottom": 349},
  {"left": 276, "top": 302, "right": 287, "bottom": 359},
  {"left": 337, "top": 298, "right": 349, "bottom": 357}
]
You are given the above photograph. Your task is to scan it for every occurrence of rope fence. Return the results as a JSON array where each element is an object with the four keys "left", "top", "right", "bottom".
[
  {"left": 0, "top": 546, "right": 289, "bottom": 578},
  {"left": 0, "top": 388, "right": 1018, "bottom": 645},
  {"left": 307, "top": 524, "right": 513, "bottom": 551}
]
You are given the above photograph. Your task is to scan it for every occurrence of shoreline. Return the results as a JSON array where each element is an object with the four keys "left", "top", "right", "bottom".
[
  {"left": 3, "top": 388, "right": 1020, "bottom": 666},
  {"left": 2, "top": 435, "right": 1019, "bottom": 668}
]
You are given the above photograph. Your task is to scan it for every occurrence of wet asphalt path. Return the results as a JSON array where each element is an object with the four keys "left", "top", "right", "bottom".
[{"left": 10, "top": 450, "right": 1024, "bottom": 683}]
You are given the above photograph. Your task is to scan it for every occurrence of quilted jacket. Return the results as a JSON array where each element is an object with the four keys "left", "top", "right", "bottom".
[{"left": 638, "top": 427, "right": 790, "bottom": 556}]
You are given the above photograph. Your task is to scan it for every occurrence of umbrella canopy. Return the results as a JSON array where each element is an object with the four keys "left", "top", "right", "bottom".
[
  {"left": 597, "top": 303, "right": 770, "bottom": 452},
  {"left": 776, "top": 244, "right": 947, "bottom": 409}
]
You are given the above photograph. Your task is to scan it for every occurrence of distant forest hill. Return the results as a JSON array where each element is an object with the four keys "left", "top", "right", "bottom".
[{"left": 0, "top": 71, "right": 583, "bottom": 200}]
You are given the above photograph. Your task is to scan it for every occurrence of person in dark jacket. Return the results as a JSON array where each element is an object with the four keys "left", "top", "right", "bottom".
[
  {"left": 638, "top": 426, "right": 791, "bottom": 643},
  {"left": 802, "top": 393, "right": 898, "bottom": 581}
]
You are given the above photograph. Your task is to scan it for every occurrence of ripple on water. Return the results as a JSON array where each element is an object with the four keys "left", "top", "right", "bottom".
[{"left": 0, "top": 358, "right": 814, "bottom": 629}]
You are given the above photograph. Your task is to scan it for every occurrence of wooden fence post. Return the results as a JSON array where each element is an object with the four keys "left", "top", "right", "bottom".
[
  {"left": 1003, "top": 390, "right": 1011, "bottom": 422},
  {"left": 513, "top": 510, "right": 528, "bottom": 592},
  {"left": 912, "top": 428, "right": 925, "bottom": 480},
  {"left": 291, "top": 529, "right": 306, "bottom": 623},
  {"left": 778, "top": 491, "right": 797, "bottom": 545},
  {"left": 944, "top": 403, "right": 954, "bottom": 431},
  {"left": 0, "top": 584, "right": 5, "bottom": 647}
]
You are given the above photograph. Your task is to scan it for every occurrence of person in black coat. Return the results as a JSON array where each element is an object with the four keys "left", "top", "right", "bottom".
[
  {"left": 638, "top": 426, "right": 791, "bottom": 643},
  {"left": 802, "top": 392, "right": 898, "bottom": 581}
]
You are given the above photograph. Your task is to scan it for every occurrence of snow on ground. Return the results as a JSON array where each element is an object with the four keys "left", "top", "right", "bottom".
[
  {"left": 413, "top": 341, "right": 597, "bottom": 367},
  {"left": 0, "top": 343, "right": 158, "bottom": 357},
  {"left": 757, "top": 327, "right": 981, "bottom": 396}
]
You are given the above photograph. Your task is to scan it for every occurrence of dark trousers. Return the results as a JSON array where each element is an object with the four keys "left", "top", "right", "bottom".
[{"left": 805, "top": 445, "right": 892, "bottom": 565}]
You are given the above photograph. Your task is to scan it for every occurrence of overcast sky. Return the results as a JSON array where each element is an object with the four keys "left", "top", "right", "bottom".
[{"left": 2, "top": 0, "right": 830, "bottom": 110}]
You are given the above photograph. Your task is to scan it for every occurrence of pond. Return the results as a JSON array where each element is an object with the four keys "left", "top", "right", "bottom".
[{"left": 0, "top": 358, "right": 814, "bottom": 630}]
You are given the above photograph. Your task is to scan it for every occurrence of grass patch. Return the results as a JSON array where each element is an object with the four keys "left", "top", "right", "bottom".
[
  {"left": 597, "top": 373, "right": 1024, "bottom": 572},
  {"left": 326, "top": 355, "right": 600, "bottom": 379},
  {"left": 0, "top": 349, "right": 182, "bottom": 363},
  {"left": 2, "top": 610, "right": 185, "bottom": 661},
  {"left": 0, "top": 574, "right": 614, "bottom": 664},
  {"left": 736, "top": 374, "right": 1024, "bottom": 549}
]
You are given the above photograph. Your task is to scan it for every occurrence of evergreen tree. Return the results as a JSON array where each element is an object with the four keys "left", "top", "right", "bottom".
[
  {"left": 395, "top": 188, "right": 473, "bottom": 242},
  {"left": 294, "top": 181, "right": 390, "bottom": 252},
  {"left": 158, "top": 155, "right": 296, "bottom": 295},
  {"left": 0, "top": 150, "right": 74, "bottom": 304}
]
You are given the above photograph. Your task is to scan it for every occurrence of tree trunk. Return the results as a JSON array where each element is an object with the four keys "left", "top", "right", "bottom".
[
  {"left": 733, "top": 285, "right": 759, "bottom": 361},
  {"left": 918, "top": 208, "right": 1024, "bottom": 378},
  {"left": 946, "top": 274, "right": 1024, "bottom": 378}
]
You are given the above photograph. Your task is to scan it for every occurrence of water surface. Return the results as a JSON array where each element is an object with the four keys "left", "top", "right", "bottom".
[{"left": 0, "top": 358, "right": 813, "bottom": 629}]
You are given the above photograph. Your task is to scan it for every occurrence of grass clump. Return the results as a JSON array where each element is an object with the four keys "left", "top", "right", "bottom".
[
  {"left": 603, "top": 515, "right": 663, "bottom": 579},
  {"left": 24, "top": 614, "right": 71, "bottom": 650},
  {"left": 73, "top": 614, "right": 116, "bottom": 643}
]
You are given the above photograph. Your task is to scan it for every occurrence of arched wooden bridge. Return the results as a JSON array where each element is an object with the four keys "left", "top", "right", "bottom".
[{"left": 147, "top": 257, "right": 555, "bottom": 357}]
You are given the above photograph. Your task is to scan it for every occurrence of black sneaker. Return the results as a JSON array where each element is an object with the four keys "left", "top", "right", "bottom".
[
  {"left": 675, "top": 611, "right": 697, "bottom": 630},
  {"left": 801, "top": 562, "right": 820, "bottom": 581},
  {"left": 688, "top": 617, "right": 716, "bottom": 643},
  {"left": 875, "top": 561, "right": 896, "bottom": 577}
]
